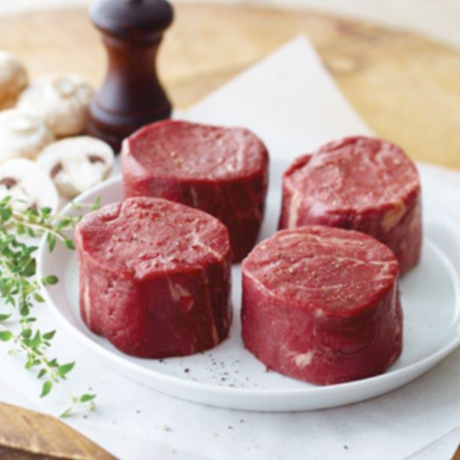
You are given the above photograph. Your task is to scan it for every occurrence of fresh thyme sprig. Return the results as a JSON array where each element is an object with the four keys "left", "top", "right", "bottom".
[{"left": 0, "top": 196, "right": 100, "bottom": 417}]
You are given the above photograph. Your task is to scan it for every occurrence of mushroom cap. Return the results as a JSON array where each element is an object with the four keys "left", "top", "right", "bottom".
[
  {"left": 0, "top": 159, "right": 60, "bottom": 212},
  {"left": 0, "top": 51, "right": 28, "bottom": 110},
  {"left": 0, "top": 109, "right": 54, "bottom": 164},
  {"left": 17, "top": 73, "right": 93, "bottom": 137},
  {"left": 37, "top": 136, "right": 114, "bottom": 199}
]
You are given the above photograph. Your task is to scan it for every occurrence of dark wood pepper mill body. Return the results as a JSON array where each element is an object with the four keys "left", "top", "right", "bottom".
[{"left": 87, "top": 0, "right": 174, "bottom": 152}]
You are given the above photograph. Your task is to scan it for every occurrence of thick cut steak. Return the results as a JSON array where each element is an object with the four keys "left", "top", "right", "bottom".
[
  {"left": 75, "top": 197, "right": 232, "bottom": 358},
  {"left": 279, "top": 136, "right": 421, "bottom": 275},
  {"left": 121, "top": 120, "right": 269, "bottom": 263},
  {"left": 242, "top": 226, "right": 402, "bottom": 385}
]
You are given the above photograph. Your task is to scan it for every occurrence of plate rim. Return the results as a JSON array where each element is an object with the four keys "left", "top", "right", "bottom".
[{"left": 37, "top": 175, "right": 460, "bottom": 401}]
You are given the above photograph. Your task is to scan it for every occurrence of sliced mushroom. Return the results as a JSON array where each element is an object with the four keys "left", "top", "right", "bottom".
[
  {"left": 0, "top": 51, "right": 28, "bottom": 110},
  {"left": 37, "top": 136, "right": 114, "bottom": 199},
  {"left": 0, "top": 159, "right": 59, "bottom": 213},
  {"left": 0, "top": 109, "right": 54, "bottom": 164},
  {"left": 17, "top": 73, "right": 93, "bottom": 137}
]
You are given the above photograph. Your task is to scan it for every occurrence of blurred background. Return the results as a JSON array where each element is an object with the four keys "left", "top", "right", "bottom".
[
  {"left": 1, "top": 0, "right": 460, "bottom": 49},
  {"left": 1, "top": 0, "right": 459, "bottom": 169}
]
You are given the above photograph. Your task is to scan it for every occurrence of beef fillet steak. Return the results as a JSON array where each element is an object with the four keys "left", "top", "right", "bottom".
[
  {"left": 75, "top": 197, "right": 232, "bottom": 358},
  {"left": 279, "top": 136, "right": 421, "bottom": 275},
  {"left": 241, "top": 226, "right": 402, "bottom": 385},
  {"left": 122, "top": 120, "right": 269, "bottom": 263}
]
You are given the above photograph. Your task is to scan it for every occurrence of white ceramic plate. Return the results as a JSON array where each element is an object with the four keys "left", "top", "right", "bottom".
[{"left": 38, "top": 166, "right": 460, "bottom": 412}]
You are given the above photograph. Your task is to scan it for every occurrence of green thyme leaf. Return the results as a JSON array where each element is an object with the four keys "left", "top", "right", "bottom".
[
  {"left": 47, "top": 233, "right": 56, "bottom": 252},
  {"left": 0, "top": 331, "right": 13, "bottom": 342},
  {"left": 64, "top": 240, "right": 75, "bottom": 250},
  {"left": 60, "top": 407, "right": 74, "bottom": 418},
  {"left": 40, "top": 381, "right": 52, "bottom": 398},
  {"left": 80, "top": 394, "right": 97, "bottom": 403},
  {"left": 33, "top": 293, "right": 45, "bottom": 303},
  {"left": 43, "top": 330, "right": 56, "bottom": 340},
  {"left": 37, "top": 369, "right": 47, "bottom": 379},
  {"left": 58, "top": 362, "right": 75, "bottom": 377},
  {"left": 0, "top": 196, "right": 99, "bottom": 415},
  {"left": 42, "top": 275, "right": 59, "bottom": 286},
  {"left": 0, "top": 207, "right": 12, "bottom": 221}
]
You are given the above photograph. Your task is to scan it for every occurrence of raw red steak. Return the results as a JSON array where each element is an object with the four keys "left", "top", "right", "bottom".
[
  {"left": 75, "top": 197, "right": 232, "bottom": 358},
  {"left": 279, "top": 136, "right": 421, "bottom": 275},
  {"left": 121, "top": 120, "right": 269, "bottom": 263},
  {"left": 242, "top": 226, "right": 402, "bottom": 385}
]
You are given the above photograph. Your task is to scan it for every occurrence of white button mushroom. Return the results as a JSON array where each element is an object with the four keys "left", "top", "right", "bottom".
[
  {"left": 0, "top": 109, "right": 54, "bottom": 164},
  {"left": 37, "top": 136, "right": 114, "bottom": 199},
  {"left": 17, "top": 73, "right": 93, "bottom": 137},
  {"left": 0, "top": 159, "right": 59, "bottom": 213},
  {"left": 0, "top": 51, "right": 28, "bottom": 110}
]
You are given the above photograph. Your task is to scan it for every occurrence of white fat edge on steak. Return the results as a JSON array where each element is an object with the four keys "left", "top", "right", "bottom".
[
  {"left": 166, "top": 272, "right": 220, "bottom": 346},
  {"left": 288, "top": 191, "right": 302, "bottom": 228},
  {"left": 233, "top": 132, "right": 247, "bottom": 173},
  {"left": 243, "top": 270, "right": 285, "bottom": 302},
  {"left": 212, "top": 130, "right": 250, "bottom": 175},
  {"left": 274, "top": 233, "right": 397, "bottom": 265},
  {"left": 200, "top": 268, "right": 220, "bottom": 345},
  {"left": 293, "top": 351, "right": 314, "bottom": 369},
  {"left": 285, "top": 255, "right": 394, "bottom": 277},
  {"left": 167, "top": 278, "right": 194, "bottom": 313},
  {"left": 75, "top": 231, "right": 93, "bottom": 328},
  {"left": 381, "top": 200, "right": 407, "bottom": 232},
  {"left": 165, "top": 277, "right": 192, "bottom": 353},
  {"left": 84, "top": 282, "right": 92, "bottom": 328},
  {"left": 288, "top": 310, "right": 323, "bottom": 371},
  {"left": 190, "top": 186, "right": 200, "bottom": 208},
  {"left": 283, "top": 179, "right": 303, "bottom": 229},
  {"left": 252, "top": 256, "right": 389, "bottom": 293},
  {"left": 191, "top": 232, "right": 225, "bottom": 262},
  {"left": 247, "top": 233, "right": 396, "bottom": 299},
  {"left": 276, "top": 232, "right": 378, "bottom": 251},
  {"left": 354, "top": 147, "right": 419, "bottom": 206},
  {"left": 292, "top": 146, "right": 418, "bottom": 214},
  {"left": 128, "top": 225, "right": 225, "bottom": 275},
  {"left": 282, "top": 347, "right": 317, "bottom": 371}
]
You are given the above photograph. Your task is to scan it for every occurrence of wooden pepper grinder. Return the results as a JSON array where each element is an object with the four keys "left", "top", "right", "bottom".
[{"left": 87, "top": 0, "right": 174, "bottom": 152}]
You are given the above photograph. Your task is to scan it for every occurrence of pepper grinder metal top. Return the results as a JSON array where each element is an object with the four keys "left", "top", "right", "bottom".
[{"left": 87, "top": 0, "right": 174, "bottom": 152}]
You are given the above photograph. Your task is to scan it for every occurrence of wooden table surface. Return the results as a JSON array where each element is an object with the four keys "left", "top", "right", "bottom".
[
  {"left": 1, "top": 3, "right": 460, "bottom": 459},
  {"left": 2, "top": 3, "right": 460, "bottom": 169}
]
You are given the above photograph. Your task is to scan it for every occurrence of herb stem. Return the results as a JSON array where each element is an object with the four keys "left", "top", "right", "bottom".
[
  {"left": 0, "top": 197, "right": 99, "bottom": 416},
  {"left": 11, "top": 211, "right": 67, "bottom": 242}
]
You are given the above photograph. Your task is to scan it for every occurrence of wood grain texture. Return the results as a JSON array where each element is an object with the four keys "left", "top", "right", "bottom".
[
  {"left": 453, "top": 445, "right": 460, "bottom": 460},
  {"left": 0, "top": 4, "right": 460, "bottom": 167},
  {"left": 0, "top": 403, "right": 117, "bottom": 459}
]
